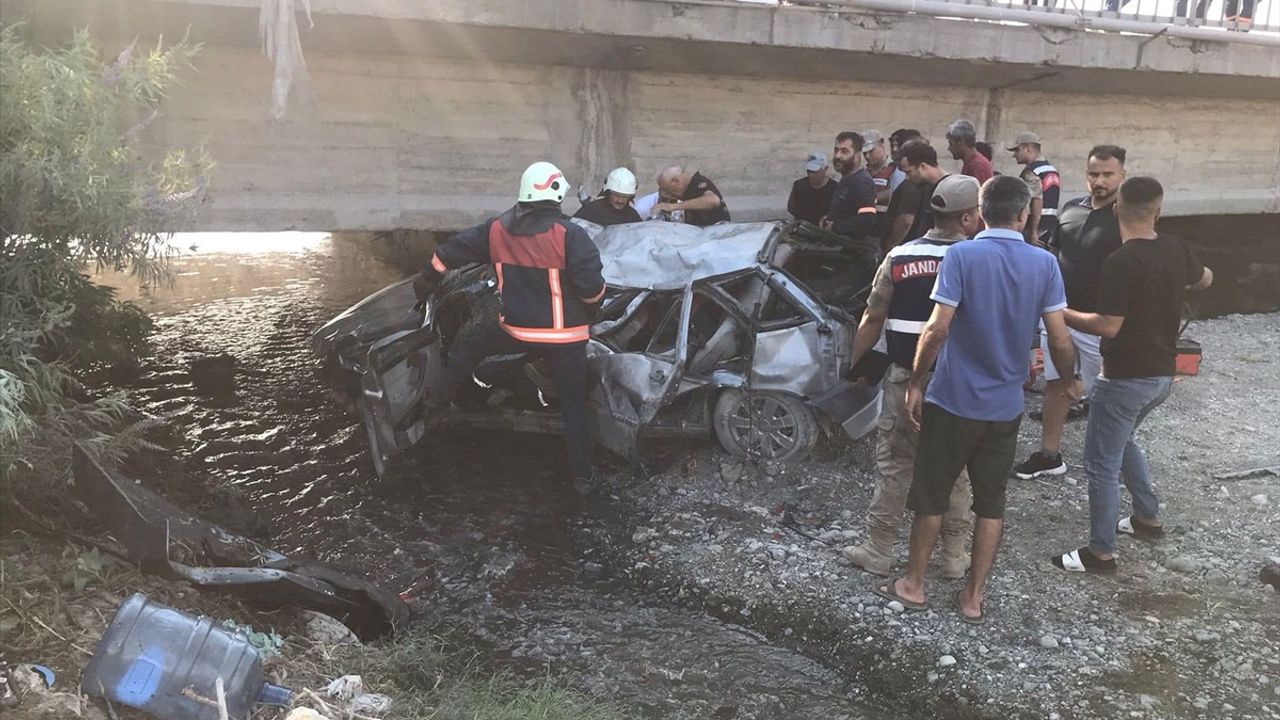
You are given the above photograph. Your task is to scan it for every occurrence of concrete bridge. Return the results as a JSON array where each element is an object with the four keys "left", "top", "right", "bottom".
[{"left": 7, "top": 0, "right": 1280, "bottom": 231}]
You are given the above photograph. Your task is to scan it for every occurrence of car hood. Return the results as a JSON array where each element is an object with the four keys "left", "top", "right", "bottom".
[{"left": 581, "top": 221, "right": 781, "bottom": 291}]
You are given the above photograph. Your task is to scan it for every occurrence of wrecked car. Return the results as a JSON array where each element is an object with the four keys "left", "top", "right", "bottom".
[{"left": 312, "top": 220, "right": 883, "bottom": 474}]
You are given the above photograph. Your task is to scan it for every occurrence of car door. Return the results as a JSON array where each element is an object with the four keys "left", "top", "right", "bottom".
[
  {"left": 357, "top": 312, "right": 442, "bottom": 476},
  {"left": 588, "top": 284, "right": 692, "bottom": 457}
]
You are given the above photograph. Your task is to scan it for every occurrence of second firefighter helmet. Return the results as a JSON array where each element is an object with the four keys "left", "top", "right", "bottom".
[
  {"left": 518, "top": 161, "right": 569, "bottom": 204},
  {"left": 603, "top": 167, "right": 637, "bottom": 197}
]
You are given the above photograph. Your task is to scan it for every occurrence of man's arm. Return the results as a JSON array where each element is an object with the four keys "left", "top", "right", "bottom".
[
  {"left": 787, "top": 184, "right": 800, "bottom": 220},
  {"left": 849, "top": 261, "right": 893, "bottom": 368},
  {"left": 1063, "top": 308, "right": 1124, "bottom": 339},
  {"left": 657, "top": 190, "right": 722, "bottom": 213},
  {"left": 564, "top": 224, "right": 607, "bottom": 304},
  {"left": 904, "top": 303, "right": 954, "bottom": 431},
  {"left": 884, "top": 212, "right": 915, "bottom": 248},
  {"left": 1024, "top": 196, "right": 1043, "bottom": 245},
  {"left": 831, "top": 177, "right": 878, "bottom": 239}
]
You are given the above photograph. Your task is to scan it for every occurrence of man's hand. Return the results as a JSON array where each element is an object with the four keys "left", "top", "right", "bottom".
[
  {"left": 906, "top": 382, "right": 925, "bottom": 432},
  {"left": 819, "top": 217, "right": 832, "bottom": 230},
  {"left": 654, "top": 202, "right": 680, "bottom": 214},
  {"left": 1061, "top": 377, "right": 1084, "bottom": 404}
]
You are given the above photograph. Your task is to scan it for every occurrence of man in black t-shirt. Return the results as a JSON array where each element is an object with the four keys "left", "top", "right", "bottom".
[
  {"left": 655, "top": 165, "right": 730, "bottom": 226},
  {"left": 787, "top": 151, "right": 837, "bottom": 225},
  {"left": 822, "top": 131, "right": 878, "bottom": 242},
  {"left": 1050, "top": 177, "right": 1213, "bottom": 575},
  {"left": 895, "top": 140, "right": 948, "bottom": 246},
  {"left": 1015, "top": 144, "right": 1128, "bottom": 481}
]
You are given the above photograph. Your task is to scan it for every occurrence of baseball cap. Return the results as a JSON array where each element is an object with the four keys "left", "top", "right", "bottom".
[
  {"left": 804, "top": 151, "right": 828, "bottom": 172},
  {"left": 930, "top": 174, "right": 981, "bottom": 213},
  {"left": 1006, "top": 131, "right": 1041, "bottom": 151},
  {"left": 860, "top": 129, "right": 884, "bottom": 152}
]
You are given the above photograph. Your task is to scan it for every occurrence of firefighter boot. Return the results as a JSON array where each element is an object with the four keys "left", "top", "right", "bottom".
[{"left": 841, "top": 525, "right": 896, "bottom": 577}]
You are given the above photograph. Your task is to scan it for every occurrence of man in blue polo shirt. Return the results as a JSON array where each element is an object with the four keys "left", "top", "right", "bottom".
[{"left": 874, "top": 176, "right": 1081, "bottom": 625}]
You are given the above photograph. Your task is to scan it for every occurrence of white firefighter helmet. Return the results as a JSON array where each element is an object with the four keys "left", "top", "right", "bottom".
[
  {"left": 603, "top": 167, "right": 637, "bottom": 196},
  {"left": 518, "top": 161, "right": 569, "bottom": 203}
]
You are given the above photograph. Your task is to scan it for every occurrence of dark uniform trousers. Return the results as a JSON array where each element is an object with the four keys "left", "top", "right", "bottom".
[{"left": 442, "top": 321, "right": 591, "bottom": 480}]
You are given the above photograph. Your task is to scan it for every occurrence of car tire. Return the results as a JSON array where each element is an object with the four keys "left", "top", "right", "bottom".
[{"left": 712, "top": 389, "right": 818, "bottom": 463}]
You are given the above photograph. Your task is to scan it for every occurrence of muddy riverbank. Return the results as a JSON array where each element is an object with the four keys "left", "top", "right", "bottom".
[{"left": 86, "top": 234, "right": 1278, "bottom": 719}]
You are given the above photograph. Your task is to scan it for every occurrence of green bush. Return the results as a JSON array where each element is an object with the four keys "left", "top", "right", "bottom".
[{"left": 0, "top": 26, "right": 209, "bottom": 481}]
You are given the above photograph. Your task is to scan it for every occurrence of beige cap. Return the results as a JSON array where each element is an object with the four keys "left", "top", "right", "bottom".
[
  {"left": 1006, "top": 131, "right": 1041, "bottom": 151},
  {"left": 860, "top": 129, "right": 884, "bottom": 152},
  {"left": 930, "top": 174, "right": 981, "bottom": 213}
]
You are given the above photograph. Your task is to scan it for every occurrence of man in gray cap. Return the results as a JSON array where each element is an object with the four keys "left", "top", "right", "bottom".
[
  {"left": 841, "top": 174, "right": 984, "bottom": 581},
  {"left": 787, "top": 151, "right": 836, "bottom": 225},
  {"left": 863, "top": 129, "right": 908, "bottom": 251},
  {"left": 1008, "top": 131, "right": 1062, "bottom": 246}
]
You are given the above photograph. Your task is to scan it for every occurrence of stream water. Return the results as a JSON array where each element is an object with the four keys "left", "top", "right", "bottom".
[{"left": 97, "top": 233, "right": 886, "bottom": 719}]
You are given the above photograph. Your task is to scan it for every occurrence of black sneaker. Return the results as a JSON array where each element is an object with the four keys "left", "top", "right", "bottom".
[{"left": 1013, "top": 451, "right": 1067, "bottom": 480}]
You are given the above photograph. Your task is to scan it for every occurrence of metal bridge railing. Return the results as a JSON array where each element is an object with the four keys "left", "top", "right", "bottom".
[{"left": 724, "top": 0, "right": 1280, "bottom": 43}]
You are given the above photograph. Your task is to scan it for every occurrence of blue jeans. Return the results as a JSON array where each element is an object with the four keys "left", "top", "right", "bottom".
[{"left": 1084, "top": 376, "right": 1174, "bottom": 556}]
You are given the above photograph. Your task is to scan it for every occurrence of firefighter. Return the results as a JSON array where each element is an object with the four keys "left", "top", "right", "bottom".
[{"left": 413, "top": 161, "right": 606, "bottom": 488}]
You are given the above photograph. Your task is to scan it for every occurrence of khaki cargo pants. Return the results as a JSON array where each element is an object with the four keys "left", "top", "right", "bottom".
[{"left": 868, "top": 365, "right": 972, "bottom": 559}]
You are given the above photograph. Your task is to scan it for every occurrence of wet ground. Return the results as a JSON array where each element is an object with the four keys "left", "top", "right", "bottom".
[{"left": 96, "top": 233, "right": 885, "bottom": 719}]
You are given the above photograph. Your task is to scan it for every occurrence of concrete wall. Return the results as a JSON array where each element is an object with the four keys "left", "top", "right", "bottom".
[
  {"left": 136, "top": 44, "right": 1280, "bottom": 231},
  {"left": 8, "top": 0, "right": 1279, "bottom": 230}
]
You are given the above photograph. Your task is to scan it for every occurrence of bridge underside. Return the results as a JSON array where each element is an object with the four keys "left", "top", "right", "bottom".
[{"left": 8, "top": 0, "right": 1280, "bottom": 230}]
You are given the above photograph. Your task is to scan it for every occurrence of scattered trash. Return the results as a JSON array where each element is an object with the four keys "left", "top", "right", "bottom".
[
  {"left": 1212, "top": 464, "right": 1280, "bottom": 481},
  {"left": 222, "top": 620, "right": 285, "bottom": 658},
  {"left": 351, "top": 692, "right": 393, "bottom": 714},
  {"left": 285, "top": 709, "right": 331, "bottom": 720},
  {"left": 72, "top": 444, "right": 410, "bottom": 639},
  {"left": 29, "top": 665, "right": 55, "bottom": 688},
  {"left": 324, "top": 674, "right": 363, "bottom": 701},
  {"left": 6, "top": 663, "right": 91, "bottom": 719},
  {"left": 302, "top": 610, "right": 360, "bottom": 645},
  {"left": 81, "top": 593, "right": 293, "bottom": 720}
]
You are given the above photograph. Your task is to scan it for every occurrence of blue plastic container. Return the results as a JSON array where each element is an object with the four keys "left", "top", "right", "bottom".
[{"left": 82, "top": 594, "right": 291, "bottom": 720}]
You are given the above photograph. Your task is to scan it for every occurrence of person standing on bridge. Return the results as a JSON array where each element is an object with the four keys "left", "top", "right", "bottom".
[
  {"left": 654, "top": 165, "right": 730, "bottom": 226},
  {"left": 1013, "top": 145, "right": 1127, "bottom": 481},
  {"left": 947, "top": 119, "right": 993, "bottom": 185},
  {"left": 875, "top": 176, "right": 1079, "bottom": 624},
  {"left": 574, "top": 167, "right": 642, "bottom": 227},
  {"left": 821, "top": 131, "right": 878, "bottom": 243},
  {"left": 1051, "top": 176, "right": 1212, "bottom": 573},
  {"left": 413, "top": 161, "right": 606, "bottom": 490},
  {"left": 840, "top": 175, "right": 984, "bottom": 581},
  {"left": 1008, "top": 131, "right": 1062, "bottom": 246}
]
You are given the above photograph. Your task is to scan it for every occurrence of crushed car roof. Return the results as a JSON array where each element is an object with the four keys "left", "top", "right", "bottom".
[{"left": 581, "top": 221, "right": 780, "bottom": 290}]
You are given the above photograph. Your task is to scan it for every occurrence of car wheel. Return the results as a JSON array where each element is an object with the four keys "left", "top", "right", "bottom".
[{"left": 712, "top": 389, "right": 818, "bottom": 462}]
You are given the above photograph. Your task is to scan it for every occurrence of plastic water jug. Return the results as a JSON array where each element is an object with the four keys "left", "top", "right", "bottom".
[{"left": 82, "top": 593, "right": 291, "bottom": 720}]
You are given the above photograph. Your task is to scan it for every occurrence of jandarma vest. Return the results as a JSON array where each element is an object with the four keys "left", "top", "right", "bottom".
[{"left": 884, "top": 234, "right": 963, "bottom": 368}]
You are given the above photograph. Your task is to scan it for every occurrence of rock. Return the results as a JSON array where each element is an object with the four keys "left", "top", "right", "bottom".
[
  {"left": 1164, "top": 556, "right": 1202, "bottom": 574},
  {"left": 938, "top": 655, "right": 957, "bottom": 668},
  {"left": 632, "top": 527, "right": 658, "bottom": 544},
  {"left": 1250, "top": 494, "right": 1269, "bottom": 506},
  {"left": 1137, "top": 694, "right": 1159, "bottom": 708},
  {"left": 303, "top": 610, "right": 359, "bottom": 645},
  {"left": 1204, "top": 568, "right": 1229, "bottom": 583},
  {"left": 1039, "top": 635, "right": 1060, "bottom": 650},
  {"left": 817, "top": 529, "right": 843, "bottom": 543},
  {"left": 1192, "top": 629, "right": 1219, "bottom": 644},
  {"left": 888, "top": 600, "right": 906, "bottom": 614},
  {"left": 766, "top": 545, "right": 787, "bottom": 562}
]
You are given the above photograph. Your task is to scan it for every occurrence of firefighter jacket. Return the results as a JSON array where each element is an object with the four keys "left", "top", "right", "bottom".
[{"left": 426, "top": 203, "right": 606, "bottom": 344}]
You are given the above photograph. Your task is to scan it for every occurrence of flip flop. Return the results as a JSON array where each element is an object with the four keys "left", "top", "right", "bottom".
[
  {"left": 874, "top": 577, "right": 927, "bottom": 611},
  {"left": 954, "top": 590, "right": 985, "bottom": 625},
  {"left": 1051, "top": 546, "right": 1117, "bottom": 574}
]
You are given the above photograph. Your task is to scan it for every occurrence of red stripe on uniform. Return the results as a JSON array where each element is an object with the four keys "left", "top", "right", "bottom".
[
  {"left": 1042, "top": 173, "right": 1061, "bottom": 189},
  {"left": 431, "top": 253, "right": 447, "bottom": 273},
  {"left": 858, "top": 206, "right": 878, "bottom": 215},
  {"left": 500, "top": 322, "right": 589, "bottom": 344},
  {"left": 582, "top": 284, "right": 606, "bottom": 304},
  {"left": 488, "top": 222, "right": 566, "bottom": 269},
  {"left": 548, "top": 268, "right": 564, "bottom": 329}
]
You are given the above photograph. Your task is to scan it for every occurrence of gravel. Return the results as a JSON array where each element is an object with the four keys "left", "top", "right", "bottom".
[{"left": 587, "top": 312, "right": 1280, "bottom": 719}]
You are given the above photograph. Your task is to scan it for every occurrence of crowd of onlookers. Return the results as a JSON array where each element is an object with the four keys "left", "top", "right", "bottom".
[{"left": 564, "top": 121, "right": 1214, "bottom": 625}]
